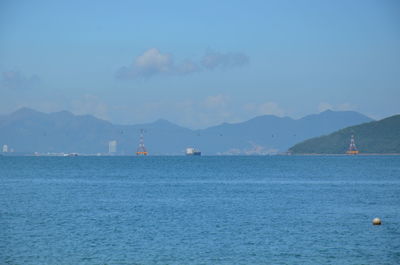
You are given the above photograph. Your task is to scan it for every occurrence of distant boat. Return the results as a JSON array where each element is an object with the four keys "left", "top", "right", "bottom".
[{"left": 186, "top": 147, "right": 201, "bottom": 156}]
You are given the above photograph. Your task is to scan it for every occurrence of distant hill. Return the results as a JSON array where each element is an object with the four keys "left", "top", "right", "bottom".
[
  {"left": 0, "top": 108, "right": 194, "bottom": 155},
  {"left": 0, "top": 108, "right": 373, "bottom": 155},
  {"left": 197, "top": 109, "right": 373, "bottom": 154},
  {"left": 289, "top": 115, "right": 400, "bottom": 154}
]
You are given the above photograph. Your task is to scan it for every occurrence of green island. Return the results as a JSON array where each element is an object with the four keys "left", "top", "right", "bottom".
[{"left": 289, "top": 115, "right": 400, "bottom": 154}]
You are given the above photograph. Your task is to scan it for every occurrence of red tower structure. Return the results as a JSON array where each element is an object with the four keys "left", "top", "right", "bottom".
[
  {"left": 136, "top": 129, "right": 148, "bottom": 156},
  {"left": 346, "top": 135, "right": 359, "bottom": 155}
]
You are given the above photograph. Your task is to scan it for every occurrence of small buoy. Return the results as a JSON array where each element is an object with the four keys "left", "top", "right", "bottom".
[{"left": 372, "top": 218, "right": 381, "bottom": 225}]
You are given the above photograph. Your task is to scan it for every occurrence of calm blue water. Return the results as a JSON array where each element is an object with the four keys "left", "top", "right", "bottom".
[{"left": 1, "top": 156, "right": 399, "bottom": 264}]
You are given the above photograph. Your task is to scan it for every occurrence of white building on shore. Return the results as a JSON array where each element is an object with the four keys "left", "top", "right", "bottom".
[
  {"left": 108, "top": 140, "right": 117, "bottom": 154},
  {"left": 2, "top": 144, "right": 8, "bottom": 153}
]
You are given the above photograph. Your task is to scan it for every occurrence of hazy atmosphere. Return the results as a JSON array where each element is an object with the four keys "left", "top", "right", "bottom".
[
  {"left": 1, "top": 0, "right": 399, "bottom": 128},
  {"left": 2, "top": 2, "right": 400, "bottom": 264}
]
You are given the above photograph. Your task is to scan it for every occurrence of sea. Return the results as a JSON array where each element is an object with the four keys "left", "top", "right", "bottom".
[{"left": 1, "top": 155, "right": 399, "bottom": 265}]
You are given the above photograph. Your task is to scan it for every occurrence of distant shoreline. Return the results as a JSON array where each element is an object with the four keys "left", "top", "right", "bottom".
[{"left": 2, "top": 153, "right": 400, "bottom": 157}]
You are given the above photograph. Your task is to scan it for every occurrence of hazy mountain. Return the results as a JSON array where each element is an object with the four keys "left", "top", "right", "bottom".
[
  {"left": 0, "top": 108, "right": 373, "bottom": 155},
  {"left": 194, "top": 110, "right": 373, "bottom": 154},
  {"left": 289, "top": 115, "right": 400, "bottom": 154}
]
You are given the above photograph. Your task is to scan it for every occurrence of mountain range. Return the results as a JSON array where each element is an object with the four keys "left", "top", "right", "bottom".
[{"left": 0, "top": 108, "right": 373, "bottom": 155}]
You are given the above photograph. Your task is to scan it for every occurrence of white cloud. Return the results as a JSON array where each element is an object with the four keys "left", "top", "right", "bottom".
[
  {"left": 201, "top": 50, "right": 249, "bottom": 69},
  {"left": 258, "top": 102, "right": 285, "bottom": 116},
  {"left": 135, "top": 48, "right": 173, "bottom": 74},
  {"left": 175, "top": 59, "right": 200, "bottom": 75},
  {"left": 116, "top": 48, "right": 249, "bottom": 79},
  {"left": 244, "top": 101, "right": 285, "bottom": 117},
  {"left": 71, "top": 94, "right": 109, "bottom": 120},
  {"left": 202, "top": 94, "right": 229, "bottom": 108},
  {"left": 318, "top": 102, "right": 356, "bottom": 112},
  {"left": 116, "top": 48, "right": 174, "bottom": 79},
  {"left": 318, "top": 102, "right": 333, "bottom": 112},
  {"left": 1, "top": 70, "right": 41, "bottom": 90},
  {"left": 336, "top": 103, "right": 355, "bottom": 111}
]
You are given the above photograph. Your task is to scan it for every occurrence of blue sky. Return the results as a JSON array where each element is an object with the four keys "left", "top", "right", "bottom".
[{"left": 0, "top": 0, "right": 399, "bottom": 128}]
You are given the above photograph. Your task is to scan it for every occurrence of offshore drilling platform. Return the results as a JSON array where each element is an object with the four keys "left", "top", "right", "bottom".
[
  {"left": 346, "top": 135, "right": 359, "bottom": 155},
  {"left": 136, "top": 129, "right": 148, "bottom": 156}
]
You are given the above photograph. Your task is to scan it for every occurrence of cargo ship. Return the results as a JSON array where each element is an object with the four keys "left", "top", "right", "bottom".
[{"left": 186, "top": 148, "right": 201, "bottom": 156}]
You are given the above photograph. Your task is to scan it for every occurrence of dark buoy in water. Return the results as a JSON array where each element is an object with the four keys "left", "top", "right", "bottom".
[{"left": 372, "top": 218, "right": 381, "bottom": 225}]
